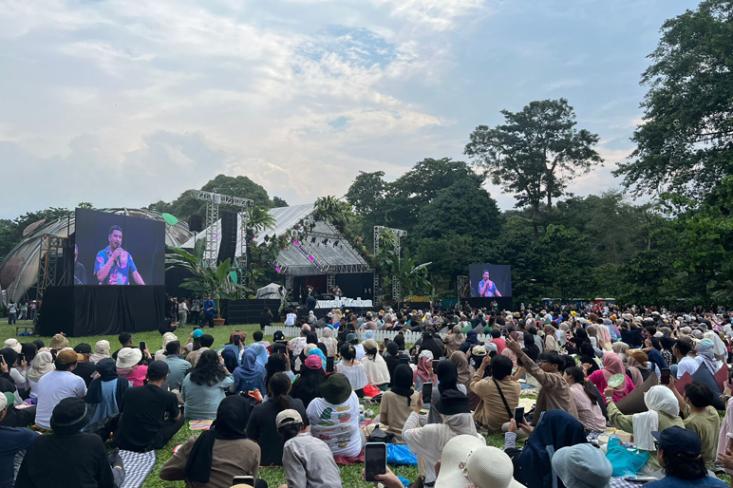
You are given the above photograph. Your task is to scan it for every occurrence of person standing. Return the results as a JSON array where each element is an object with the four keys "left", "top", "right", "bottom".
[
  {"left": 203, "top": 297, "right": 216, "bottom": 327},
  {"left": 178, "top": 299, "right": 189, "bottom": 328},
  {"left": 6, "top": 303, "right": 17, "bottom": 326}
]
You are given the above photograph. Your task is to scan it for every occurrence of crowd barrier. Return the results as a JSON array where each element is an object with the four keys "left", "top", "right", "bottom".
[{"left": 263, "top": 326, "right": 488, "bottom": 344}]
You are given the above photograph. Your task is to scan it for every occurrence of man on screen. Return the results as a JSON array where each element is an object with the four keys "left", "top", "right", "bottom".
[
  {"left": 94, "top": 225, "right": 145, "bottom": 285},
  {"left": 477, "top": 270, "right": 502, "bottom": 297}
]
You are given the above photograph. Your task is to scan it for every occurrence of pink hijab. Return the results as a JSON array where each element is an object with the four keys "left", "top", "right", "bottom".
[
  {"left": 414, "top": 351, "right": 434, "bottom": 384},
  {"left": 602, "top": 352, "right": 625, "bottom": 380}
]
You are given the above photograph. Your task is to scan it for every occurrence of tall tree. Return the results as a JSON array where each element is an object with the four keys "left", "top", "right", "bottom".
[
  {"left": 615, "top": 0, "right": 733, "bottom": 196},
  {"left": 465, "top": 99, "right": 602, "bottom": 214},
  {"left": 345, "top": 171, "right": 387, "bottom": 217}
]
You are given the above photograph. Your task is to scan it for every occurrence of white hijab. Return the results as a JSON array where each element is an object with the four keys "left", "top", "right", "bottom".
[{"left": 632, "top": 385, "right": 679, "bottom": 451}]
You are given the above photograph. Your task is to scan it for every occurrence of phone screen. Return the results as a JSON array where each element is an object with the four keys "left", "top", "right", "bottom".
[
  {"left": 139, "top": 341, "right": 147, "bottom": 352},
  {"left": 364, "top": 442, "right": 387, "bottom": 482},
  {"left": 660, "top": 368, "right": 671, "bottom": 385},
  {"left": 432, "top": 359, "right": 440, "bottom": 371},
  {"left": 422, "top": 382, "right": 433, "bottom": 405},
  {"left": 514, "top": 406, "right": 525, "bottom": 425}
]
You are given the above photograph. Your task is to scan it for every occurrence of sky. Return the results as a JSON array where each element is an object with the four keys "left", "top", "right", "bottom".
[{"left": 0, "top": 0, "right": 700, "bottom": 219}]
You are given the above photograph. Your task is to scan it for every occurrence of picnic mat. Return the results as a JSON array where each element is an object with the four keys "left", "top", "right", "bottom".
[
  {"left": 118, "top": 450, "right": 156, "bottom": 488},
  {"left": 609, "top": 477, "right": 644, "bottom": 488},
  {"left": 188, "top": 419, "right": 213, "bottom": 431}
]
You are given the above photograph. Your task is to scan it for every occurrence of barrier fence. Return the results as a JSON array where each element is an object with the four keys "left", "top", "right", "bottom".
[{"left": 263, "top": 326, "right": 488, "bottom": 344}]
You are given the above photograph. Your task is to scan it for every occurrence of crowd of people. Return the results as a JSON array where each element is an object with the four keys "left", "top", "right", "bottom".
[{"left": 1, "top": 304, "right": 733, "bottom": 487}]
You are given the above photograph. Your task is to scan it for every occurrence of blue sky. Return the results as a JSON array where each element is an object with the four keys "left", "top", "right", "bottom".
[{"left": 0, "top": 0, "right": 699, "bottom": 218}]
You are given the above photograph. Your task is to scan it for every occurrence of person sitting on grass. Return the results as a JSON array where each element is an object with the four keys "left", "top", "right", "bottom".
[
  {"left": 247, "top": 373, "right": 308, "bottom": 466},
  {"left": 505, "top": 338, "right": 578, "bottom": 424},
  {"left": 182, "top": 350, "right": 234, "bottom": 421},
  {"left": 646, "top": 427, "right": 726, "bottom": 488},
  {"left": 233, "top": 348, "right": 266, "bottom": 396},
  {"left": 379, "top": 364, "right": 419, "bottom": 437},
  {"left": 306, "top": 373, "right": 363, "bottom": 459},
  {"left": 16, "top": 397, "right": 123, "bottom": 488},
  {"left": 0, "top": 392, "right": 37, "bottom": 488},
  {"left": 115, "top": 360, "right": 183, "bottom": 452},
  {"left": 666, "top": 380, "right": 721, "bottom": 468},
  {"left": 335, "top": 344, "right": 368, "bottom": 397},
  {"left": 470, "top": 354, "right": 520, "bottom": 433},
  {"left": 160, "top": 395, "right": 265, "bottom": 488},
  {"left": 276, "top": 409, "right": 342, "bottom": 488}
]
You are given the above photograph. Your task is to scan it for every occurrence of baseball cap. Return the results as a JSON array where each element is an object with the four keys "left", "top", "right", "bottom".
[
  {"left": 551, "top": 444, "right": 611, "bottom": 488},
  {"left": 192, "top": 328, "right": 205, "bottom": 339},
  {"left": 652, "top": 427, "right": 702, "bottom": 456},
  {"left": 275, "top": 409, "right": 303, "bottom": 429},
  {"left": 304, "top": 355, "right": 322, "bottom": 370}
]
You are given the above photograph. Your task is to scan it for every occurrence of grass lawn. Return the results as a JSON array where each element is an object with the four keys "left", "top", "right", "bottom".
[{"left": 2, "top": 320, "right": 504, "bottom": 487}]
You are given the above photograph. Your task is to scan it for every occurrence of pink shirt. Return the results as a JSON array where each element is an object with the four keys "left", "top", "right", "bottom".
[
  {"left": 127, "top": 365, "right": 148, "bottom": 388},
  {"left": 588, "top": 369, "right": 634, "bottom": 403}
]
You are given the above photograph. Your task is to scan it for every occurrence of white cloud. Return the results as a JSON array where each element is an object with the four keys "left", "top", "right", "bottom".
[{"left": 372, "top": 0, "right": 487, "bottom": 31}]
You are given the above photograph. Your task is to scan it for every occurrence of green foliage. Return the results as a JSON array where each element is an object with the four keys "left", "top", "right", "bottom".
[
  {"left": 166, "top": 247, "right": 249, "bottom": 316},
  {"left": 466, "top": 98, "right": 602, "bottom": 212},
  {"left": 615, "top": 0, "right": 733, "bottom": 197}
]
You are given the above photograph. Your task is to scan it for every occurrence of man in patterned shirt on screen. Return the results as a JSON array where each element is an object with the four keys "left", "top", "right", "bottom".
[{"left": 94, "top": 225, "right": 145, "bottom": 285}]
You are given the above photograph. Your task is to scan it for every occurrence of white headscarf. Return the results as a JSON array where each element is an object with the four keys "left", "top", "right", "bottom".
[
  {"left": 632, "top": 385, "right": 679, "bottom": 451},
  {"left": 704, "top": 331, "right": 727, "bottom": 359}
]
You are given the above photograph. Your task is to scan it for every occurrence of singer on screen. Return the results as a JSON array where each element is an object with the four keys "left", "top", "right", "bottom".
[
  {"left": 477, "top": 270, "right": 501, "bottom": 297},
  {"left": 94, "top": 225, "right": 145, "bottom": 285}
]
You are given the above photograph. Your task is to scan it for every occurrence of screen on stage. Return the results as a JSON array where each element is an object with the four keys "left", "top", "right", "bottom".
[
  {"left": 468, "top": 263, "right": 512, "bottom": 298},
  {"left": 74, "top": 208, "right": 165, "bottom": 286}
]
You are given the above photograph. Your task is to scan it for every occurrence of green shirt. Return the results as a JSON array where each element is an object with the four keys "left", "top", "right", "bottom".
[{"left": 683, "top": 405, "right": 721, "bottom": 468}]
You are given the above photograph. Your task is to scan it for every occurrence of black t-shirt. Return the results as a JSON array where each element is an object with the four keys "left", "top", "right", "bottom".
[
  {"left": 115, "top": 384, "right": 179, "bottom": 452},
  {"left": 15, "top": 432, "right": 114, "bottom": 488},
  {"left": 73, "top": 362, "right": 97, "bottom": 387},
  {"left": 246, "top": 396, "right": 307, "bottom": 466}
]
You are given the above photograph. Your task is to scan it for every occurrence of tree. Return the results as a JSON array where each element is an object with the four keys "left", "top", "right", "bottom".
[
  {"left": 272, "top": 196, "right": 288, "bottom": 207},
  {"left": 413, "top": 176, "right": 502, "bottom": 240},
  {"left": 615, "top": 0, "right": 733, "bottom": 197},
  {"left": 345, "top": 171, "right": 387, "bottom": 217},
  {"left": 465, "top": 99, "right": 602, "bottom": 215}
]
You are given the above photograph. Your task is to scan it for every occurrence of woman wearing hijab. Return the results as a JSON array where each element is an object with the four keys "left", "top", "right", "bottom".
[
  {"left": 291, "top": 355, "right": 326, "bottom": 408},
  {"left": 249, "top": 343, "right": 269, "bottom": 370},
  {"left": 449, "top": 350, "right": 470, "bottom": 393},
  {"left": 522, "top": 332, "right": 540, "bottom": 361},
  {"left": 26, "top": 350, "right": 54, "bottom": 399},
  {"left": 84, "top": 358, "right": 129, "bottom": 436},
  {"left": 247, "top": 372, "right": 307, "bottom": 466},
  {"left": 505, "top": 410, "right": 587, "bottom": 488},
  {"left": 233, "top": 348, "right": 266, "bottom": 395},
  {"left": 379, "top": 364, "right": 419, "bottom": 437},
  {"left": 319, "top": 327, "right": 338, "bottom": 372},
  {"left": 384, "top": 341, "right": 401, "bottom": 384},
  {"left": 427, "top": 359, "right": 466, "bottom": 424},
  {"left": 414, "top": 350, "right": 435, "bottom": 393},
  {"left": 587, "top": 352, "right": 635, "bottom": 403},
  {"left": 444, "top": 325, "right": 465, "bottom": 356},
  {"left": 606, "top": 385, "right": 684, "bottom": 473},
  {"left": 460, "top": 330, "right": 479, "bottom": 354},
  {"left": 403, "top": 379, "right": 482, "bottom": 486},
  {"left": 160, "top": 395, "right": 263, "bottom": 488},
  {"left": 696, "top": 338, "right": 720, "bottom": 375},
  {"left": 362, "top": 339, "right": 390, "bottom": 389}
]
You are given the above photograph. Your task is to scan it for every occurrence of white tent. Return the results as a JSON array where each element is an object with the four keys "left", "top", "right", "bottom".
[{"left": 256, "top": 283, "right": 285, "bottom": 299}]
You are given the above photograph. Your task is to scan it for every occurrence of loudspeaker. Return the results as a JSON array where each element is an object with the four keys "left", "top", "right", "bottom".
[
  {"left": 217, "top": 211, "right": 237, "bottom": 264},
  {"left": 188, "top": 214, "right": 204, "bottom": 233}
]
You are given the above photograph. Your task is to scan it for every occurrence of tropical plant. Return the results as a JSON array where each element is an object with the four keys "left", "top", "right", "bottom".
[{"left": 166, "top": 245, "right": 249, "bottom": 317}]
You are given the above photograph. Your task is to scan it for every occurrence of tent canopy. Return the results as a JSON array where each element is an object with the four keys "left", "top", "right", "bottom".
[{"left": 256, "top": 283, "right": 285, "bottom": 299}]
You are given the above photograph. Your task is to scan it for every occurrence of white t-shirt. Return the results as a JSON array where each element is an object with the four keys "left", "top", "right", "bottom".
[
  {"left": 676, "top": 355, "right": 702, "bottom": 379},
  {"left": 34, "top": 370, "right": 87, "bottom": 429},
  {"left": 306, "top": 392, "right": 363, "bottom": 457},
  {"left": 354, "top": 344, "right": 366, "bottom": 361},
  {"left": 284, "top": 313, "right": 297, "bottom": 326},
  {"left": 335, "top": 361, "right": 368, "bottom": 391}
]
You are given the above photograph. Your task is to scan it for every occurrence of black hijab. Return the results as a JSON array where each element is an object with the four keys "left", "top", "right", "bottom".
[
  {"left": 185, "top": 395, "right": 252, "bottom": 483},
  {"left": 436, "top": 359, "right": 459, "bottom": 394},
  {"left": 390, "top": 364, "right": 415, "bottom": 405},
  {"left": 85, "top": 358, "right": 122, "bottom": 404}
]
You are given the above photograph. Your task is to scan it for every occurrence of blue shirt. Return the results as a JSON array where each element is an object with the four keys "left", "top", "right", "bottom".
[
  {"left": 646, "top": 476, "right": 728, "bottom": 488},
  {"left": 0, "top": 426, "right": 37, "bottom": 488},
  {"left": 477, "top": 279, "right": 499, "bottom": 297},
  {"left": 94, "top": 246, "right": 137, "bottom": 285},
  {"left": 203, "top": 299, "right": 215, "bottom": 318}
]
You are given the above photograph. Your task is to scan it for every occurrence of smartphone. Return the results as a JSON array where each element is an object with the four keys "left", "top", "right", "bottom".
[
  {"left": 432, "top": 359, "right": 440, "bottom": 371},
  {"left": 660, "top": 368, "right": 671, "bottom": 385},
  {"left": 232, "top": 475, "right": 255, "bottom": 485},
  {"left": 514, "top": 406, "right": 525, "bottom": 425},
  {"left": 422, "top": 382, "right": 432, "bottom": 405},
  {"left": 364, "top": 442, "right": 387, "bottom": 482},
  {"left": 0, "top": 354, "right": 4, "bottom": 365},
  {"left": 139, "top": 341, "right": 147, "bottom": 352}
]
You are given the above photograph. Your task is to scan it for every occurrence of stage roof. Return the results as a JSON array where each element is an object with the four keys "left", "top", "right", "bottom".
[{"left": 180, "top": 203, "right": 370, "bottom": 276}]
